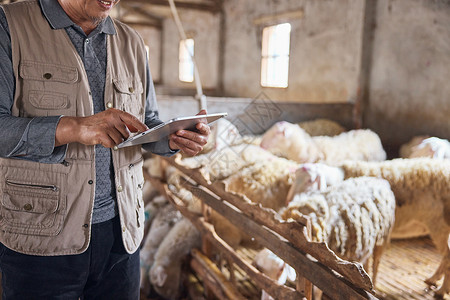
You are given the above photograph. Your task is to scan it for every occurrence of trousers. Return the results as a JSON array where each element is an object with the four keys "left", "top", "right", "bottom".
[{"left": 0, "top": 216, "right": 140, "bottom": 300}]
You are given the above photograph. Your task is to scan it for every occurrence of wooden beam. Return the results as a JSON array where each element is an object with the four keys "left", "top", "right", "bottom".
[
  {"left": 118, "top": 3, "right": 163, "bottom": 28},
  {"left": 121, "top": 20, "right": 162, "bottom": 29},
  {"left": 121, "top": 0, "right": 220, "bottom": 13},
  {"left": 253, "top": 9, "right": 304, "bottom": 25}
]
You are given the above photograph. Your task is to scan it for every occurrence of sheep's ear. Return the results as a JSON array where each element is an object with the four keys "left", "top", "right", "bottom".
[
  {"left": 152, "top": 266, "right": 168, "bottom": 286},
  {"left": 278, "top": 267, "right": 288, "bottom": 284},
  {"left": 286, "top": 265, "right": 297, "bottom": 282}
]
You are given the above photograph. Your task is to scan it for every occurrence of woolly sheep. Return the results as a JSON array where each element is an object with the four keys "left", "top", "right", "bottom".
[
  {"left": 149, "top": 217, "right": 201, "bottom": 300},
  {"left": 297, "top": 118, "right": 346, "bottom": 137},
  {"left": 339, "top": 158, "right": 450, "bottom": 296},
  {"left": 176, "top": 144, "right": 276, "bottom": 183},
  {"left": 200, "top": 118, "right": 241, "bottom": 154},
  {"left": 140, "top": 203, "right": 183, "bottom": 294},
  {"left": 200, "top": 118, "right": 262, "bottom": 155},
  {"left": 260, "top": 121, "right": 386, "bottom": 165},
  {"left": 223, "top": 156, "right": 299, "bottom": 211},
  {"left": 398, "top": 135, "right": 429, "bottom": 158},
  {"left": 281, "top": 176, "right": 396, "bottom": 284},
  {"left": 253, "top": 248, "right": 296, "bottom": 300},
  {"left": 400, "top": 136, "right": 450, "bottom": 159},
  {"left": 286, "top": 163, "right": 345, "bottom": 205}
]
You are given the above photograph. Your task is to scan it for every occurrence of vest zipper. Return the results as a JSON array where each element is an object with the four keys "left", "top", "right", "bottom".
[{"left": 6, "top": 179, "right": 59, "bottom": 192}]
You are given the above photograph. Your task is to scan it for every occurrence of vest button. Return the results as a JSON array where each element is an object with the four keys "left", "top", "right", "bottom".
[
  {"left": 23, "top": 203, "right": 33, "bottom": 211},
  {"left": 43, "top": 73, "right": 52, "bottom": 79},
  {"left": 88, "top": 180, "right": 93, "bottom": 185},
  {"left": 106, "top": 102, "right": 113, "bottom": 109},
  {"left": 117, "top": 185, "right": 123, "bottom": 192},
  {"left": 128, "top": 87, "right": 134, "bottom": 93},
  {"left": 122, "top": 226, "right": 126, "bottom": 232},
  {"left": 113, "top": 146, "right": 118, "bottom": 151},
  {"left": 83, "top": 224, "right": 89, "bottom": 228}
]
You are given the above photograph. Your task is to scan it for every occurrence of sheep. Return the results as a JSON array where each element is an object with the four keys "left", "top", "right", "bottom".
[
  {"left": 139, "top": 203, "right": 183, "bottom": 294},
  {"left": 260, "top": 121, "right": 386, "bottom": 165},
  {"left": 175, "top": 144, "right": 276, "bottom": 183},
  {"left": 253, "top": 248, "right": 296, "bottom": 300},
  {"left": 281, "top": 176, "right": 396, "bottom": 284},
  {"left": 149, "top": 217, "right": 201, "bottom": 300},
  {"left": 398, "top": 135, "right": 430, "bottom": 158},
  {"left": 337, "top": 158, "right": 450, "bottom": 296},
  {"left": 222, "top": 156, "right": 299, "bottom": 211},
  {"left": 297, "top": 118, "right": 346, "bottom": 137},
  {"left": 400, "top": 136, "right": 450, "bottom": 159},
  {"left": 286, "top": 163, "right": 345, "bottom": 205},
  {"left": 169, "top": 146, "right": 298, "bottom": 247},
  {"left": 143, "top": 155, "right": 166, "bottom": 179},
  {"left": 200, "top": 118, "right": 242, "bottom": 154}
]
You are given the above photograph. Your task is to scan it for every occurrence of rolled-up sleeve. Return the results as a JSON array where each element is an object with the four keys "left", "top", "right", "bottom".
[{"left": 0, "top": 8, "right": 67, "bottom": 164}]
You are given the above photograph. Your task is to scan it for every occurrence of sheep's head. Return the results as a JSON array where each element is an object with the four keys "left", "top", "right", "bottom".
[
  {"left": 150, "top": 264, "right": 182, "bottom": 299},
  {"left": 260, "top": 121, "right": 309, "bottom": 157}
]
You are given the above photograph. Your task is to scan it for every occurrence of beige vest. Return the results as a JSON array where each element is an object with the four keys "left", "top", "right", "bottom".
[{"left": 0, "top": 0, "right": 148, "bottom": 255}]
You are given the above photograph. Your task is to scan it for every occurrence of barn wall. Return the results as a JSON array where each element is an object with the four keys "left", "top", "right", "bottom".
[
  {"left": 221, "top": 0, "right": 365, "bottom": 103},
  {"left": 365, "top": 0, "right": 450, "bottom": 152},
  {"left": 160, "top": 9, "right": 221, "bottom": 90}
]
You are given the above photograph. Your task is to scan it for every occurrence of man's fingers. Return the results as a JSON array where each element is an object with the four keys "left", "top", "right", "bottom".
[
  {"left": 118, "top": 111, "right": 148, "bottom": 133},
  {"left": 114, "top": 122, "right": 131, "bottom": 141},
  {"left": 108, "top": 129, "right": 126, "bottom": 146},
  {"left": 99, "top": 135, "right": 119, "bottom": 148},
  {"left": 196, "top": 109, "right": 207, "bottom": 116},
  {"left": 176, "top": 130, "right": 208, "bottom": 146},
  {"left": 172, "top": 136, "right": 203, "bottom": 155},
  {"left": 195, "top": 122, "right": 211, "bottom": 135}
]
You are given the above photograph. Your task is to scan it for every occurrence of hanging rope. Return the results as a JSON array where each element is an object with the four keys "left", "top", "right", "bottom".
[{"left": 167, "top": 0, "right": 207, "bottom": 111}]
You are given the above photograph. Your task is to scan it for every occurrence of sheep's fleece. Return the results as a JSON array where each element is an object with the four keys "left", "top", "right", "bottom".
[{"left": 281, "top": 177, "right": 396, "bottom": 263}]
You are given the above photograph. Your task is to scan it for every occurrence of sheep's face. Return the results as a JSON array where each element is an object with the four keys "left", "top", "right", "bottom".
[{"left": 260, "top": 122, "right": 303, "bottom": 154}]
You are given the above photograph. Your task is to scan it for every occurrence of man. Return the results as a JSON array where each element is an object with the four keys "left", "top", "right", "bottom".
[{"left": 0, "top": 0, "right": 209, "bottom": 298}]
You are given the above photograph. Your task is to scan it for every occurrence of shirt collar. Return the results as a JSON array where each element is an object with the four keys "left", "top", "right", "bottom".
[{"left": 39, "top": 0, "right": 116, "bottom": 35}]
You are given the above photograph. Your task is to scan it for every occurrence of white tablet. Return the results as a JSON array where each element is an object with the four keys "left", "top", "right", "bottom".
[{"left": 117, "top": 112, "right": 227, "bottom": 148}]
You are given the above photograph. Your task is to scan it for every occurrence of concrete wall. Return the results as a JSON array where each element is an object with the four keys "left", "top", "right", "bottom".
[
  {"left": 222, "top": 0, "right": 365, "bottom": 102},
  {"left": 130, "top": 25, "right": 162, "bottom": 82},
  {"left": 160, "top": 10, "right": 221, "bottom": 89},
  {"left": 365, "top": 0, "right": 450, "bottom": 151},
  {"left": 150, "top": 0, "right": 449, "bottom": 154}
]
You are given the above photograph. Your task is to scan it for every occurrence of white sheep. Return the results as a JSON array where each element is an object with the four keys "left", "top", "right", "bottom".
[
  {"left": 281, "top": 176, "right": 396, "bottom": 284},
  {"left": 200, "top": 118, "right": 242, "bottom": 154},
  {"left": 253, "top": 248, "right": 296, "bottom": 300},
  {"left": 176, "top": 144, "right": 276, "bottom": 183},
  {"left": 297, "top": 118, "right": 346, "bottom": 137},
  {"left": 260, "top": 121, "right": 386, "bottom": 165},
  {"left": 338, "top": 158, "right": 450, "bottom": 296},
  {"left": 286, "top": 163, "right": 345, "bottom": 205},
  {"left": 222, "top": 156, "right": 299, "bottom": 212},
  {"left": 170, "top": 145, "right": 298, "bottom": 247},
  {"left": 400, "top": 136, "right": 450, "bottom": 159},
  {"left": 143, "top": 155, "right": 166, "bottom": 179},
  {"left": 398, "top": 135, "right": 429, "bottom": 158},
  {"left": 149, "top": 217, "right": 201, "bottom": 300},
  {"left": 140, "top": 203, "right": 183, "bottom": 294}
]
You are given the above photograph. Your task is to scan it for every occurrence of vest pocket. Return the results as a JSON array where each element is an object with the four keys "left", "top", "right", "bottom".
[
  {"left": 0, "top": 165, "right": 67, "bottom": 236},
  {"left": 18, "top": 61, "right": 78, "bottom": 117},
  {"left": 112, "top": 78, "right": 144, "bottom": 121}
]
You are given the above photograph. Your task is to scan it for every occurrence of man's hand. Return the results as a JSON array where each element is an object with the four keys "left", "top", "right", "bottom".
[
  {"left": 168, "top": 109, "right": 211, "bottom": 156},
  {"left": 55, "top": 108, "right": 148, "bottom": 148}
]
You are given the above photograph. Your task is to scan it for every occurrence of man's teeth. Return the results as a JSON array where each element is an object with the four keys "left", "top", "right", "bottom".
[{"left": 100, "top": 0, "right": 112, "bottom": 5}]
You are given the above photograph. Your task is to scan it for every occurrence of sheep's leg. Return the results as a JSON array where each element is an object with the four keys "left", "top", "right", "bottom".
[
  {"left": 371, "top": 243, "right": 385, "bottom": 286},
  {"left": 425, "top": 232, "right": 450, "bottom": 297},
  {"left": 434, "top": 257, "right": 450, "bottom": 298}
]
